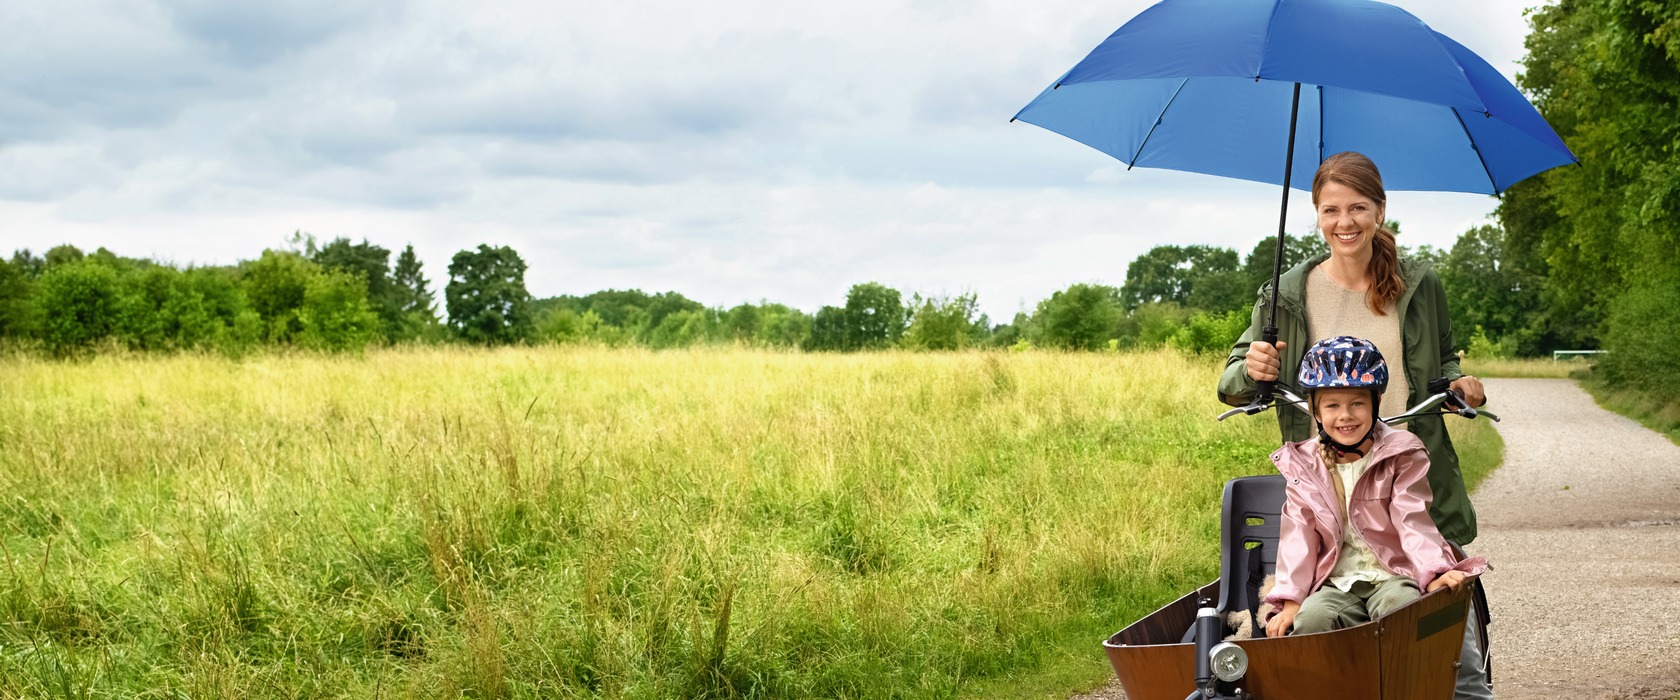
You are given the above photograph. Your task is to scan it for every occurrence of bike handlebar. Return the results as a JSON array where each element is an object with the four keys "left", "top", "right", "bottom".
[{"left": 1217, "top": 378, "right": 1499, "bottom": 424}]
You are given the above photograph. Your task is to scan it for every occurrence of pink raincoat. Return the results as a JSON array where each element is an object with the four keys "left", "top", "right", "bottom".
[{"left": 1264, "top": 422, "right": 1487, "bottom": 609}]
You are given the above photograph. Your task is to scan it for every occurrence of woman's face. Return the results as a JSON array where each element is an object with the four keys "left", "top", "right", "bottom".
[
  {"left": 1316, "top": 180, "right": 1383, "bottom": 260},
  {"left": 1315, "top": 387, "right": 1374, "bottom": 445}
]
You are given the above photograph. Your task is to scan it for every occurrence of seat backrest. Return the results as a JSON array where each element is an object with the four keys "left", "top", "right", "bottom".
[{"left": 1215, "top": 475, "right": 1287, "bottom": 629}]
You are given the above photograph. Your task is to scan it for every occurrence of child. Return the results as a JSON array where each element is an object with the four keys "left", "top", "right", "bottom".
[{"left": 1264, "top": 336, "right": 1487, "bottom": 638}]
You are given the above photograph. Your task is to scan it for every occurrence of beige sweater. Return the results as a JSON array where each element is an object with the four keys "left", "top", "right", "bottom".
[{"left": 1305, "top": 266, "right": 1410, "bottom": 415}]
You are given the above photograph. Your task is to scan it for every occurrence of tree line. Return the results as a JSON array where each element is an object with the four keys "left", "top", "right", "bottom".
[
  {"left": 1485, "top": 0, "right": 1680, "bottom": 397},
  {"left": 1, "top": 222, "right": 1538, "bottom": 359}
]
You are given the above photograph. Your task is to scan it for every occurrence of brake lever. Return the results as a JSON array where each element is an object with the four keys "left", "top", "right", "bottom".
[
  {"left": 1448, "top": 403, "right": 1501, "bottom": 422},
  {"left": 1217, "top": 400, "right": 1271, "bottom": 422},
  {"left": 1216, "top": 389, "right": 1311, "bottom": 422}
]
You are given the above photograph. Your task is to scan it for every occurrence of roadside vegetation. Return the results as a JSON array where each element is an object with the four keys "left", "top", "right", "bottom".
[{"left": 0, "top": 347, "right": 1504, "bottom": 699}]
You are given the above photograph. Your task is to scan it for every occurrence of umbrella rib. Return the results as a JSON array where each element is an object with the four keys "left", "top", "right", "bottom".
[
  {"left": 1450, "top": 107, "right": 1499, "bottom": 194},
  {"left": 1255, "top": 0, "right": 1288, "bottom": 79},
  {"left": 1126, "top": 78, "right": 1190, "bottom": 170}
]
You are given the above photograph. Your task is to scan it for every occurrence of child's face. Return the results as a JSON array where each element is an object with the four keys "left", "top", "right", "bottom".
[{"left": 1314, "top": 388, "right": 1374, "bottom": 444}]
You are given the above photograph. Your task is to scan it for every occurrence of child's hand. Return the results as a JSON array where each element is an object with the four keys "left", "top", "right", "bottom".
[
  {"left": 1427, "top": 570, "right": 1467, "bottom": 593},
  {"left": 1265, "top": 600, "right": 1300, "bottom": 638}
]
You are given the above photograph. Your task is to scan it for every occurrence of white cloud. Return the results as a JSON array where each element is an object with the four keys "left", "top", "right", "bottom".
[{"left": 0, "top": 0, "right": 1539, "bottom": 320}]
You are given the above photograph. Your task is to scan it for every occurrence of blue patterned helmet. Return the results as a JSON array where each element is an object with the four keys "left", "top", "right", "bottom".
[{"left": 1298, "top": 335, "right": 1389, "bottom": 393}]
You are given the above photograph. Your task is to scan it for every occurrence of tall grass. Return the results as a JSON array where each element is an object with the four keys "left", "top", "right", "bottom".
[
  {"left": 0, "top": 347, "right": 1499, "bottom": 698},
  {"left": 1581, "top": 376, "right": 1680, "bottom": 446},
  {"left": 1461, "top": 356, "right": 1591, "bottom": 379}
]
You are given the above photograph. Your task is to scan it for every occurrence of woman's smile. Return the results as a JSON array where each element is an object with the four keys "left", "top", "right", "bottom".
[{"left": 1316, "top": 180, "right": 1381, "bottom": 255}]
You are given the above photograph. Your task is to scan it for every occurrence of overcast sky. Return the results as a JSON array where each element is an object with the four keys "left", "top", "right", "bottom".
[{"left": 0, "top": 0, "right": 1548, "bottom": 320}]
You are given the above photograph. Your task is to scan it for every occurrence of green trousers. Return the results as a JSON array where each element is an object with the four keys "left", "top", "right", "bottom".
[{"left": 1292, "top": 576, "right": 1421, "bottom": 634}]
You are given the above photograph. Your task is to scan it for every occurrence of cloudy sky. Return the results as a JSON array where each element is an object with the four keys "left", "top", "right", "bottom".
[{"left": 0, "top": 0, "right": 1547, "bottom": 320}]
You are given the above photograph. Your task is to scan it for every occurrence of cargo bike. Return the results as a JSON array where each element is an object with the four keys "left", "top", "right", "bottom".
[{"left": 1103, "top": 379, "right": 1498, "bottom": 700}]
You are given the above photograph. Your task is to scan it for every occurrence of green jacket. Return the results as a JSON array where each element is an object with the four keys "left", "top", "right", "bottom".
[{"left": 1217, "top": 254, "right": 1476, "bottom": 545}]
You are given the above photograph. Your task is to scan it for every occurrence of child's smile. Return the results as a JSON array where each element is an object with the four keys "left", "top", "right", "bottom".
[{"left": 1314, "top": 387, "right": 1375, "bottom": 451}]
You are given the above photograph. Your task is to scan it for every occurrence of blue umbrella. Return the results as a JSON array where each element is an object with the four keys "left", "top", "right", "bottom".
[{"left": 1012, "top": 0, "right": 1576, "bottom": 406}]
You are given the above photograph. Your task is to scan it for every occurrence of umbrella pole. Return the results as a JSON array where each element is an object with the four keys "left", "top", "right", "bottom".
[{"left": 1253, "top": 82, "right": 1303, "bottom": 407}]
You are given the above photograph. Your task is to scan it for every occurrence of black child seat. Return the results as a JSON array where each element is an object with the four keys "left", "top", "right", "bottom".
[{"left": 1180, "top": 475, "right": 1287, "bottom": 642}]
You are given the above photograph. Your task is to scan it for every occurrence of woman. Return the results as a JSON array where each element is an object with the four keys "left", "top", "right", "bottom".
[{"left": 1217, "top": 151, "right": 1492, "bottom": 698}]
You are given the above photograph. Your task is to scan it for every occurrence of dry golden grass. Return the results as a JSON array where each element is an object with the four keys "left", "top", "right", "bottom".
[{"left": 0, "top": 346, "right": 1499, "bottom": 698}]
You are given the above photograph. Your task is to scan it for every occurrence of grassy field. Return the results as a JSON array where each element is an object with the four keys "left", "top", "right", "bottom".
[
  {"left": 0, "top": 347, "right": 1501, "bottom": 699},
  {"left": 1461, "top": 356, "right": 1592, "bottom": 379},
  {"left": 1582, "top": 377, "right": 1680, "bottom": 446}
]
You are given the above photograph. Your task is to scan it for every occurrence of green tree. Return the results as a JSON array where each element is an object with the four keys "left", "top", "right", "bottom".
[
  {"left": 843, "top": 282, "right": 905, "bottom": 350},
  {"left": 902, "top": 292, "right": 983, "bottom": 351},
  {"left": 176, "top": 267, "right": 262, "bottom": 354},
  {"left": 642, "top": 292, "right": 704, "bottom": 339},
  {"left": 722, "top": 303, "right": 761, "bottom": 342},
  {"left": 805, "top": 306, "right": 849, "bottom": 351},
  {"left": 0, "top": 256, "right": 37, "bottom": 339},
  {"left": 312, "top": 237, "right": 403, "bottom": 340},
  {"left": 391, "top": 244, "right": 441, "bottom": 342},
  {"left": 756, "top": 304, "right": 812, "bottom": 348},
  {"left": 297, "top": 269, "right": 383, "bottom": 351},
  {"left": 1241, "top": 234, "right": 1328, "bottom": 299},
  {"left": 1438, "top": 225, "right": 1537, "bottom": 354},
  {"left": 446, "top": 244, "right": 533, "bottom": 344},
  {"left": 44, "top": 244, "right": 85, "bottom": 269},
  {"left": 988, "top": 311, "right": 1033, "bottom": 349},
  {"left": 1504, "top": 0, "right": 1680, "bottom": 379},
  {"left": 1116, "top": 302, "right": 1192, "bottom": 349},
  {"left": 1168, "top": 309, "right": 1250, "bottom": 355},
  {"left": 1035, "top": 283, "right": 1123, "bottom": 350},
  {"left": 241, "top": 250, "right": 318, "bottom": 344},
  {"left": 37, "top": 259, "right": 120, "bottom": 355},
  {"left": 1121, "top": 245, "right": 1246, "bottom": 312},
  {"left": 648, "top": 308, "right": 722, "bottom": 349},
  {"left": 10, "top": 249, "right": 46, "bottom": 279}
]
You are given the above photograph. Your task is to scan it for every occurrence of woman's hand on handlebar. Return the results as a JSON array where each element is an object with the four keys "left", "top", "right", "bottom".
[
  {"left": 1245, "top": 340, "right": 1288, "bottom": 382},
  {"left": 1449, "top": 376, "right": 1486, "bottom": 408}
]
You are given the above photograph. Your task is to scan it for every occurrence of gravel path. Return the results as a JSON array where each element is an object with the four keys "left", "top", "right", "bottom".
[
  {"left": 1472, "top": 378, "right": 1680, "bottom": 699},
  {"left": 1072, "top": 378, "right": 1680, "bottom": 700}
]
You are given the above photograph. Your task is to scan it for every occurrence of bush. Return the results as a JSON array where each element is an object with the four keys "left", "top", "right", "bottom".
[
  {"left": 755, "top": 304, "right": 812, "bottom": 348},
  {"left": 296, "top": 269, "right": 383, "bottom": 352},
  {"left": 0, "top": 257, "right": 36, "bottom": 339},
  {"left": 242, "top": 251, "right": 317, "bottom": 344},
  {"left": 902, "top": 293, "right": 982, "bottom": 351},
  {"left": 1599, "top": 271, "right": 1680, "bottom": 396},
  {"left": 1116, "top": 302, "right": 1192, "bottom": 349},
  {"left": 1035, "top": 284, "right": 1123, "bottom": 350},
  {"left": 37, "top": 260, "right": 121, "bottom": 355},
  {"left": 1464, "top": 326, "right": 1517, "bottom": 361},
  {"left": 1168, "top": 309, "right": 1249, "bottom": 355},
  {"left": 648, "top": 309, "right": 722, "bottom": 349}
]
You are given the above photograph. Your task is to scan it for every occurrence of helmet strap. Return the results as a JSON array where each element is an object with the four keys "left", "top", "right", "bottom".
[{"left": 1317, "top": 422, "right": 1374, "bottom": 458}]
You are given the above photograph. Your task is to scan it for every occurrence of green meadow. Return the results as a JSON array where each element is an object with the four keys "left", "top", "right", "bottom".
[{"left": 0, "top": 347, "right": 1500, "bottom": 699}]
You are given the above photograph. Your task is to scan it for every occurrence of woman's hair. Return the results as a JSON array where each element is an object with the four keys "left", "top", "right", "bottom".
[{"left": 1312, "top": 152, "right": 1404, "bottom": 316}]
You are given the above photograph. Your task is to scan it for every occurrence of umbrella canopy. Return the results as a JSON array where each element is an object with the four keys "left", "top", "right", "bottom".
[{"left": 1013, "top": 0, "right": 1577, "bottom": 194}]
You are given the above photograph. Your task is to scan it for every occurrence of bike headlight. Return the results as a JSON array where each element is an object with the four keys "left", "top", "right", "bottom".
[{"left": 1208, "top": 642, "right": 1248, "bottom": 682}]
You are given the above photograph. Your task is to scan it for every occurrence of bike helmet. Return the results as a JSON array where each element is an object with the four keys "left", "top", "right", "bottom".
[{"left": 1298, "top": 335, "right": 1389, "bottom": 456}]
